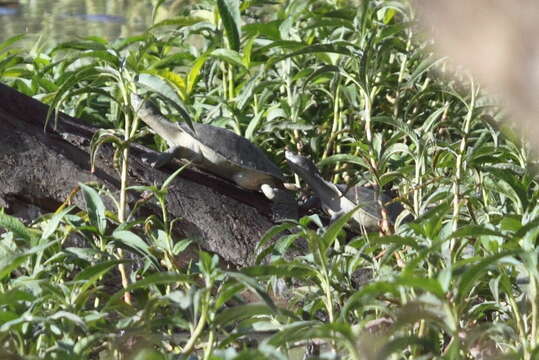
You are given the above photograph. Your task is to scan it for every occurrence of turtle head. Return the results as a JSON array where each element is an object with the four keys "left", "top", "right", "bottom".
[
  {"left": 286, "top": 151, "right": 342, "bottom": 213},
  {"left": 285, "top": 151, "right": 321, "bottom": 179}
]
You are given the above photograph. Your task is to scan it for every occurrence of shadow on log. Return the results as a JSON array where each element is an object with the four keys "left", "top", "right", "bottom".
[{"left": 0, "top": 82, "right": 285, "bottom": 267}]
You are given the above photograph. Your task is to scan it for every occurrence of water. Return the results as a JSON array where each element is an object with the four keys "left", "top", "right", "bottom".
[{"left": 0, "top": 0, "right": 162, "bottom": 48}]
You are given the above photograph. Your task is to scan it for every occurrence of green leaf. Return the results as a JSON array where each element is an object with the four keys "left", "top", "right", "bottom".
[
  {"left": 238, "top": 71, "right": 263, "bottom": 113},
  {"left": 186, "top": 54, "right": 208, "bottom": 95},
  {"left": 214, "top": 281, "right": 245, "bottom": 309},
  {"left": 162, "top": 161, "right": 192, "bottom": 189},
  {"left": 484, "top": 166, "right": 527, "bottom": 210},
  {"left": 456, "top": 251, "right": 519, "bottom": 304},
  {"left": 395, "top": 275, "right": 445, "bottom": 299},
  {"left": 104, "top": 272, "right": 192, "bottom": 309},
  {"left": 46, "top": 65, "right": 106, "bottom": 129},
  {"left": 366, "top": 235, "right": 423, "bottom": 250},
  {"left": 0, "top": 289, "right": 33, "bottom": 307},
  {"left": 266, "top": 43, "right": 360, "bottom": 67},
  {"left": 340, "top": 281, "right": 398, "bottom": 319},
  {"left": 80, "top": 183, "right": 107, "bottom": 235},
  {"left": 318, "top": 153, "right": 368, "bottom": 169},
  {"left": 0, "top": 34, "right": 25, "bottom": 54},
  {"left": 0, "top": 253, "right": 28, "bottom": 282},
  {"left": 150, "top": 52, "right": 195, "bottom": 70},
  {"left": 226, "top": 272, "right": 277, "bottom": 311},
  {"left": 265, "top": 321, "right": 321, "bottom": 347},
  {"left": 242, "top": 264, "right": 315, "bottom": 280},
  {"left": 150, "top": 16, "right": 206, "bottom": 30},
  {"left": 215, "top": 303, "right": 275, "bottom": 326},
  {"left": 138, "top": 73, "right": 182, "bottom": 105},
  {"left": 255, "top": 222, "right": 298, "bottom": 264},
  {"left": 0, "top": 242, "right": 56, "bottom": 281},
  {"left": 48, "top": 310, "right": 87, "bottom": 330},
  {"left": 514, "top": 216, "right": 539, "bottom": 238},
  {"left": 217, "top": 0, "right": 241, "bottom": 51},
  {"left": 382, "top": 7, "right": 396, "bottom": 24},
  {"left": 420, "top": 105, "right": 446, "bottom": 134},
  {"left": 302, "top": 64, "right": 340, "bottom": 88},
  {"left": 41, "top": 205, "right": 75, "bottom": 240},
  {"left": 78, "top": 50, "right": 120, "bottom": 67},
  {"left": 173, "top": 240, "right": 192, "bottom": 256},
  {"left": 320, "top": 205, "right": 362, "bottom": 253},
  {"left": 448, "top": 225, "right": 504, "bottom": 240},
  {"left": 378, "top": 335, "right": 437, "bottom": 358},
  {"left": 306, "top": 18, "right": 353, "bottom": 31},
  {"left": 150, "top": 69, "right": 187, "bottom": 100},
  {"left": 243, "top": 20, "right": 282, "bottom": 40},
  {"left": 211, "top": 48, "right": 246, "bottom": 68},
  {"left": 0, "top": 212, "right": 38, "bottom": 243},
  {"left": 74, "top": 260, "right": 122, "bottom": 294},
  {"left": 132, "top": 348, "right": 166, "bottom": 360},
  {"left": 112, "top": 230, "right": 157, "bottom": 264},
  {"left": 89, "top": 128, "right": 124, "bottom": 173},
  {"left": 52, "top": 38, "right": 107, "bottom": 52},
  {"left": 405, "top": 56, "right": 446, "bottom": 87},
  {"left": 113, "top": 34, "right": 147, "bottom": 50}
]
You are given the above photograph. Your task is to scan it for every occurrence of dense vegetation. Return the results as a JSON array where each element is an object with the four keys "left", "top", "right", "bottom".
[{"left": 1, "top": 0, "right": 538, "bottom": 358}]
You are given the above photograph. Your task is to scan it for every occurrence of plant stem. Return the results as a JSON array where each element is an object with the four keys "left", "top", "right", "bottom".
[
  {"left": 505, "top": 278, "right": 529, "bottom": 359},
  {"left": 531, "top": 275, "right": 538, "bottom": 349},
  {"left": 182, "top": 292, "right": 210, "bottom": 356},
  {"left": 117, "top": 87, "right": 132, "bottom": 305},
  {"left": 452, "top": 80, "right": 475, "bottom": 251}
]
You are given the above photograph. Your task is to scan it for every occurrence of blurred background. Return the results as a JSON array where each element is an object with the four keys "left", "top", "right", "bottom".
[
  {"left": 415, "top": 0, "right": 539, "bottom": 155},
  {"left": 0, "top": 0, "right": 183, "bottom": 47}
]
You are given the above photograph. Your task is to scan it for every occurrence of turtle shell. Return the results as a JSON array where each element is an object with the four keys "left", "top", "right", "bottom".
[
  {"left": 336, "top": 184, "right": 402, "bottom": 224},
  {"left": 178, "top": 122, "right": 285, "bottom": 182}
]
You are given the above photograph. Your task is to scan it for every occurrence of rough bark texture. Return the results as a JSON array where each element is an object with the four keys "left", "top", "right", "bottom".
[{"left": 0, "top": 82, "right": 280, "bottom": 267}]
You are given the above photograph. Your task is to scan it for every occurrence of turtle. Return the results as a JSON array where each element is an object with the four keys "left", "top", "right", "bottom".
[
  {"left": 285, "top": 150, "right": 404, "bottom": 232},
  {"left": 131, "top": 93, "right": 297, "bottom": 221}
]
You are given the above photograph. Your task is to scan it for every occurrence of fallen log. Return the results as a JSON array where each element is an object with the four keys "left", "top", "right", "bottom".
[{"left": 0, "top": 82, "right": 281, "bottom": 267}]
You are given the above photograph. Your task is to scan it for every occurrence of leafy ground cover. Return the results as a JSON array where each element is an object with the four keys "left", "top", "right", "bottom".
[{"left": 1, "top": 0, "right": 538, "bottom": 359}]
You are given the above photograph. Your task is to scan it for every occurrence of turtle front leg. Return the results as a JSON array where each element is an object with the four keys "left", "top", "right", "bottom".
[
  {"left": 143, "top": 145, "right": 183, "bottom": 168},
  {"left": 145, "top": 145, "right": 205, "bottom": 168}
]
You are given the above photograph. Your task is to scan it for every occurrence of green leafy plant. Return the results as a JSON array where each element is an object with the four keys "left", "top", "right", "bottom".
[{"left": 1, "top": 0, "right": 539, "bottom": 358}]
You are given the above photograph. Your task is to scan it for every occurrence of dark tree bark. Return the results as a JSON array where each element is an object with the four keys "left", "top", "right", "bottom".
[{"left": 0, "top": 82, "right": 281, "bottom": 267}]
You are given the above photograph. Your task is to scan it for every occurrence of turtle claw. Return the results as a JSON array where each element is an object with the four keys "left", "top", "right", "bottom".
[
  {"left": 140, "top": 151, "right": 173, "bottom": 168},
  {"left": 260, "top": 184, "right": 276, "bottom": 200},
  {"left": 141, "top": 153, "right": 159, "bottom": 167}
]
